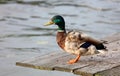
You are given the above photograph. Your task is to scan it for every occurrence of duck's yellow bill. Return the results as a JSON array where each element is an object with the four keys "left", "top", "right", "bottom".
[{"left": 44, "top": 20, "right": 54, "bottom": 26}]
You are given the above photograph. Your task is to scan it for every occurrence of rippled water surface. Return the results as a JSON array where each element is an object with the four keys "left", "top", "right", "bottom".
[{"left": 0, "top": 0, "right": 120, "bottom": 76}]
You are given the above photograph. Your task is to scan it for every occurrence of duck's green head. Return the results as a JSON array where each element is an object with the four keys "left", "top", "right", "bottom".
[{"left": 44, "top": 15, "right": 65, "bottom": 31}]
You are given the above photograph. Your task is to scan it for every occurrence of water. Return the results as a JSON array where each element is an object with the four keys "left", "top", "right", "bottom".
[{"left": 0, "top": 0, "right": 120, "bottom": 76}]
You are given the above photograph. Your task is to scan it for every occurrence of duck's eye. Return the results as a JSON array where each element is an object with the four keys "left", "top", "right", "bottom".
[{"left": 53, "top": 19, "right": 61, "bottom": 23}]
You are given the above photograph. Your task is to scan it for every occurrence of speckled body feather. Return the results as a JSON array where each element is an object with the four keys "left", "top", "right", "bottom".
[
  {"left": 57, "top": 30, "right": 99, "bottom": 55},
  {"left": 65, "top": 31, "right": 85, "bottom": 54}
]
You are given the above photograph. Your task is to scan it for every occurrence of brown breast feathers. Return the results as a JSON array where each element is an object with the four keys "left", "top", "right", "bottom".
[{"left": 56, "top": 32, "right": 66, "bottom": 50}]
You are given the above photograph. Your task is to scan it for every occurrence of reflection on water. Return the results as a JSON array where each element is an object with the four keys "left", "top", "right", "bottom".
[{"left": 0, "top": 0, "right": 120, "bottom": 76}]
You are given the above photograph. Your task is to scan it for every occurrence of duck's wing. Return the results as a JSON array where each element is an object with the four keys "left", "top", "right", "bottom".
[
  {"left": 67, "top": 30, "right": 102, "bottom": 44},
  {"left": 66, "top": 30, "right": 84, "bottom": 42},
  {"left": 81, "top": 32, "right": 107, "bottom": 50},
  {"left": 80, "top": 33, "right": 102, "bottom": 45}
]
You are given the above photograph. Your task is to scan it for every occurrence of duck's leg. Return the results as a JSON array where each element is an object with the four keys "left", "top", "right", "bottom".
[{"left": 67, "top": 54, "right": 80, "bottom": 64}]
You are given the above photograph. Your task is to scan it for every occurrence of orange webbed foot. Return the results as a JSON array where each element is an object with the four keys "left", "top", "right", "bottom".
[
  {"left": 67, "top": 59, "right": 78, "bottom": 64},
  {"left": 67, "top": 55, "right": 80, "bottom": 64}
]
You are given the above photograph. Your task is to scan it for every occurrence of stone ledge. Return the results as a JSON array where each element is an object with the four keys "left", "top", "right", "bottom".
[{"left": 16, "top": 33, "right": 120, "bottom": 76}]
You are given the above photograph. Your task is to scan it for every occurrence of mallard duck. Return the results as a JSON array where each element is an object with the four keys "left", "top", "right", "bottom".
[{"left": 44, "top": 15, "right": 107, "bottom": 64}]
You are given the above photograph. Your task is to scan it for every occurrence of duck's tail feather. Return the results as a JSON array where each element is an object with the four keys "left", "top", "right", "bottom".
[{"left": 97, "top": 49, "right": 108, "bottom": 54}]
